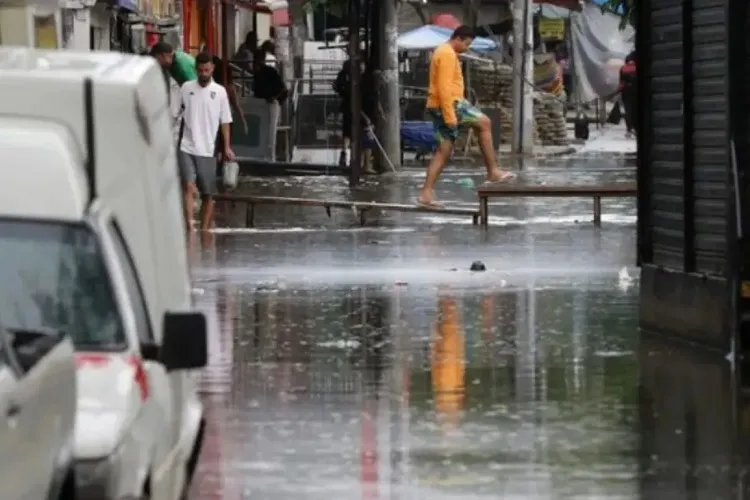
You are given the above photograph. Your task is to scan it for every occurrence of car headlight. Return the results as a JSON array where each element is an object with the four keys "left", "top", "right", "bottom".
[{"left": 75, "top": 444, "right": 125, "bottom": 500}]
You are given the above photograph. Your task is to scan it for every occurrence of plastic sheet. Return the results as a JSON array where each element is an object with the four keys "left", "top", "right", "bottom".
[
  {"left": 400, "top": 121, "right": 437, "bottom": 152},
  {"left": 570, "top": 4, "right": 634, "bottom": 103}
]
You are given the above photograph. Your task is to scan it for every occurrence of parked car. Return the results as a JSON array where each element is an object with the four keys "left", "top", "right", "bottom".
[
  {"left": 0, "top": 322, "right": 76, "bottom": 499},
  {"left": 0, "top": 48, "right": 208, "bottom": 500}
]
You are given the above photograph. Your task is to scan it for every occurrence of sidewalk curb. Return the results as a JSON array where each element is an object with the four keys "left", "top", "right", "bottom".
[{"left": 496, "top": 145, "right": 579, "bottom": 161}]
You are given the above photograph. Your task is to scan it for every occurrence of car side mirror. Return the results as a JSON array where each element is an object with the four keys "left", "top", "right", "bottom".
[{"left": 160, "top": 311, "right": 207, "bottom": 371}]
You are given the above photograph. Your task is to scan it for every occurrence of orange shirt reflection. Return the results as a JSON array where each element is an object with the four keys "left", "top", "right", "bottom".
[{"left": 431, "top": 296, "right": 466, "bottom": 428}]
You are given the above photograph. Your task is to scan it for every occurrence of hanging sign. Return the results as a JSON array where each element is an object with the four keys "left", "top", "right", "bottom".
[{"left": 538, "top": 18, "right": 565, "bottom": 41}]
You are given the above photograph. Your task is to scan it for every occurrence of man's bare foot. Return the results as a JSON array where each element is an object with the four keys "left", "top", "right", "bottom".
[{"left": 486, "top": 170, "right": 516, "bottom": 183}]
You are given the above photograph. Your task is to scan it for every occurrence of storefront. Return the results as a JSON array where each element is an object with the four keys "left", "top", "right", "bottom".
[
  {"left": 0, "top": 0, "right": 63, "bottom": 47},
  {"left": 60, "top": 0, "right": 180, "bottom": 52}
]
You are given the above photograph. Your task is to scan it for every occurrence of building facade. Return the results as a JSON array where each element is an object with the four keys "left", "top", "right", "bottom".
[{"left": 0, "top": 0, "right": 63, "bottom": 47}]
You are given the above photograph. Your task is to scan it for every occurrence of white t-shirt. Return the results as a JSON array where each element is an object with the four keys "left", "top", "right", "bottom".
[{"left": 179, "top": 79, "right": 233, "bottom": 157}]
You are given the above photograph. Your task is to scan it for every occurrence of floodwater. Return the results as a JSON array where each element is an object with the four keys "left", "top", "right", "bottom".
[{"left": 187, "top": 156, "right": 749, "bottom": 499}]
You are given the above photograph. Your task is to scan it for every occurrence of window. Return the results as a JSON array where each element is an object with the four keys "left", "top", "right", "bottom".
[
  {"left": 107, "top": 220, "right": 154, "bottom": 343},
  {"left": 0, "top": 219, "right": 125, "bottom": 350},
  {"left": 34, "top": 14, "right": 58, "bottom": 49}
]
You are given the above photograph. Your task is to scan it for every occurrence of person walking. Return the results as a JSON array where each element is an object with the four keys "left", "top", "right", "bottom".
[
  {"left": 333, "top": 57, "right": 357, "bottom": 167},
  {"left": 149, "top": 42, "right": 183, "bottom": 141},
  {"left": 333, "top": 57, "right": 377, "bottom": 169},
  {"left": 252, "top": 41, "right": 288, "bottom": 161},
  {"left": 618, "top": 51, "right": 637, "bottom": 139},
  {"left": 234, "top": 30, "right": 257, "bottom": 74},
  {"left": 179, "top": 52, "right": 235, "bottom": 232},
  {"left": 418, "top": 25, "right": 515, "bottom": 209}
]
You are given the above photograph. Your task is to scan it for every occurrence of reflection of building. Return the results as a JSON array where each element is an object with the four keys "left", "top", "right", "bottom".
[
  {"left": 197, "top": 239, "right": 234, "bottom": 395},
  {"left": 639, "top": 334, "right": 738, "bottom": 498},
  {"left": 189, "top": 395, "right": 223, "bottom": 499}
]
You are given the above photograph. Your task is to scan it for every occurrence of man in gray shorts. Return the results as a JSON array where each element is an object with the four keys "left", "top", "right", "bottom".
[{"left": 178, "top": 52, "right": 235, "bottom": 231}]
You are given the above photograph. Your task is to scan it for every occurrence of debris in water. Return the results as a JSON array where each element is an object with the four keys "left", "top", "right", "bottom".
[{"left": 470, "top": 261, "right": 486, "bottom": 272}]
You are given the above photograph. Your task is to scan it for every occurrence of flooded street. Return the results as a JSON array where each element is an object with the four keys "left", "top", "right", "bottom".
[{"left": 186, "top": 157, "right": 746, "bottom": 499}]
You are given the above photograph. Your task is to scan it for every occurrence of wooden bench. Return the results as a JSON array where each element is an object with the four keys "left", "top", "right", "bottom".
[
  {"left": 214, "top": 194, "right": 480, "bottom": 227},
  {"left": 476, "top": 183, "right": 637, "bottom": 227}
]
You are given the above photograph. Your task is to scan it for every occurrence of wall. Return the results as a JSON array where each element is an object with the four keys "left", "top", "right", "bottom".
[
  {"left": 637, "top": 0, "right": 747, "bottom": 349},
  {"left": 233, "top": 9, "right": 271, "bottom": 54},
  {"left": 0, "top": 5, "right": 63, "bottom": 47},
  {"left": 0, "top": 7, "right": 33, "bottom": 45}
]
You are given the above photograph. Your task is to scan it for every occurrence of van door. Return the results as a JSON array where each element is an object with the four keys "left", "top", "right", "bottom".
[
  {"left": 6, "top": 328, "right": 75, "bottom": 500},
  {"left": 0, "top": 327, "right": 24, "bottom": 500},
  {"left": 102, "top": 218, "right": 178, "bottom": 499}
]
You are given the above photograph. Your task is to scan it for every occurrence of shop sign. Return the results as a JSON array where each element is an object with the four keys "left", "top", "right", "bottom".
[{"left": 538, "top": 18, "right": 565, "bottom": 41}]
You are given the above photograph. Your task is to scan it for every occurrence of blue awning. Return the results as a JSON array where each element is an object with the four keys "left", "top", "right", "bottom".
[
  {"left": 397, "top": 25, "right": 497, "bottom": 53},
  {"left": 116, "top": 0, "right": 138, "bottom": 13}
]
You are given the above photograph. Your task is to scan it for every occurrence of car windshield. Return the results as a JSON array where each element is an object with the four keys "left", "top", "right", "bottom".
[{"left": 0, "top": 219, "right": 125, "bottom": 350}]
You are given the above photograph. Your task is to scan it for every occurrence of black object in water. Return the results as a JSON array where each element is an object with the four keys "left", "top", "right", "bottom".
[{"left": 470, "top": 261, "right": 486, "bottom": 272}]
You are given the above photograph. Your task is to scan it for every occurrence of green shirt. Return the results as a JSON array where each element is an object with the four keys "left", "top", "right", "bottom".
[{"left": 170, "top": 51, "right": 196, "bottom": 86}]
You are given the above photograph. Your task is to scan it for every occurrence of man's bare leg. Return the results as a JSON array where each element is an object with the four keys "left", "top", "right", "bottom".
[
  {"left": 418, "top": 139, "right": 454, "bottom": 206},
  {"left": 474, "top": 116, "right": 515, "bottom": 182},
  {"left": 199, "top": 197, "right": 215, "bottom": 231},
  {"left": 182, "top": 183, "right": 196, "bottom": 232},
  {"left": 200, "top": 229, "right": 215, "bottom": 248},
  {"left": 186, "top": 230, "right": 198, "bottom": 267}
]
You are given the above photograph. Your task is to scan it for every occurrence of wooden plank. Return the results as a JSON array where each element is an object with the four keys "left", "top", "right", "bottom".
[
  {"left": 214, "top": 194, "right": 479, "bottom": 216},
  {"left": 476, "top": 183, "right": 637, "bottom": 196}
]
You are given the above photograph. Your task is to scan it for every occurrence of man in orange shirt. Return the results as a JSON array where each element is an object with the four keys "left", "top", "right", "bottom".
[{"left": 418, "top": 25, "right": 515, "bottom": 208}]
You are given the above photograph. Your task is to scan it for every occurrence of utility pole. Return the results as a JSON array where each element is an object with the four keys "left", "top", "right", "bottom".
[
  {"left": 374, "top": 0, "right": 401, "bottom": 171},
  {"left": 348, "top": 0, "right": 363, "bottom": 187},
  {"left": 510, "top": 0, "right": 534, "bottom": 156},
  {"left": 270, "top": 0, "right": 293, "bottom": 83},
  {"left": 289, "top": 0, "right": 307, "bottom": 78}
]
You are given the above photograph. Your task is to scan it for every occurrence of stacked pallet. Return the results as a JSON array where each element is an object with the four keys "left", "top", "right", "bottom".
[
  {"left": 470, "top": 60, "right": 569, "bottom": 147},
  {"left": 471, "top": 63, "right": 516, "bottom": 142}
]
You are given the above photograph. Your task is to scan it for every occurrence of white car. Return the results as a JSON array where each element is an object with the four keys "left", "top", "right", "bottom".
[
  {"left": 0, "top": 321, "right": 76, "bottom": 500},
  {"left": 71, "top": 217, "right": 207, "bottom": 499},
  {"left": 0, "top": 48, "right": 208, "bottom": 500}
]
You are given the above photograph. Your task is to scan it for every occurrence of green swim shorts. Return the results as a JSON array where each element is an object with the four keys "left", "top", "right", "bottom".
[{"left": 427, "top": 99, "right": 485, "bottom": 143}]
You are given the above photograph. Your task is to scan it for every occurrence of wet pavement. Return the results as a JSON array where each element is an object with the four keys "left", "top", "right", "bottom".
[{"left": 186, "top": 156, "right": 749, "bottom": 499}]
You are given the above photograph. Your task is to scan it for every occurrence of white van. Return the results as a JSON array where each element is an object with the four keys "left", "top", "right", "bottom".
[{"left": 0, "top": 48, "right": 208, "bottom": 499}]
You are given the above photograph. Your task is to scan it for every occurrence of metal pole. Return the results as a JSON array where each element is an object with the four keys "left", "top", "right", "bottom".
[
  {"left": 348, "top": 0, "right": 362, "bottom": 187},
  {"left": 369, "top": 0, "right": 382, "bottom": 172},
  {"left": 510, "top": 0, "right": 535, "bottom": 156},
  {"left": 375, "top": 0, "right": 401, "bottom": 171},
  {"left": 270, "top": 1, "right": 292, "bottom": 83},
  {"left": 522, "top": 0, "right": 535, "bottom": 154}
]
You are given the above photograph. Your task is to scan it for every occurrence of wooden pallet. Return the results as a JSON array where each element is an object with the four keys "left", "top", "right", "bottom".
[
  {"left": 476, "top": 183, "right": 637, "bottom": 227},
  {"left": 214, "top": 194, "right": 480, "bottom": 227}
]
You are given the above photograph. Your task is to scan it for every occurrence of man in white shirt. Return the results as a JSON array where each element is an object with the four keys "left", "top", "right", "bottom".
[{"left": 179, "top": 52, "right": 235, "bottom": 232}]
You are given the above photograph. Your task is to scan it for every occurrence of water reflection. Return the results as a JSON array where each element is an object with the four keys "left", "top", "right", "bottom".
[
  {"left": 431, "top": 293, "right": 466, "bottom": 430},
  {"left": 188, "top": 266, "right": 703, "bottom": 498},
  {"left": 189, "top": 267, "right": 750, "bottom": 499},
  {"left": 638, "top": 334, "right": 743, "bottom": 499}
]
